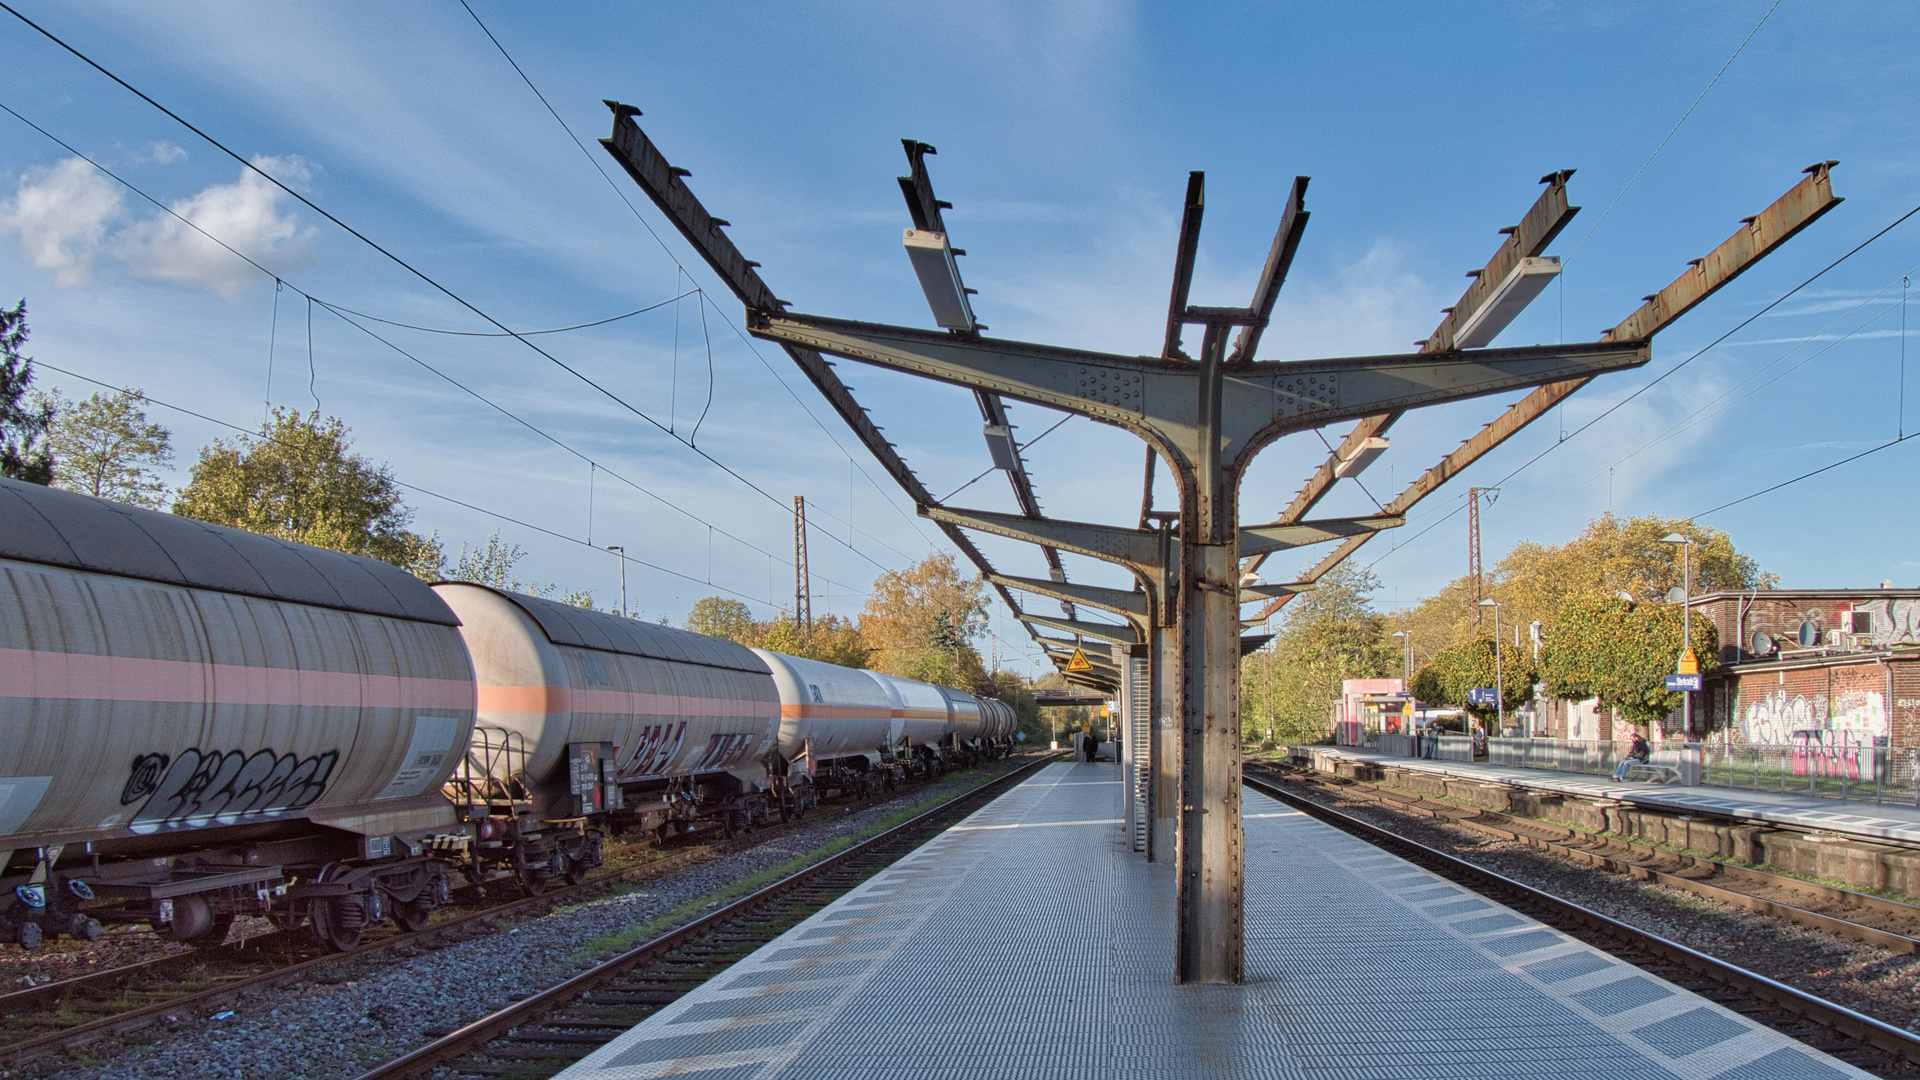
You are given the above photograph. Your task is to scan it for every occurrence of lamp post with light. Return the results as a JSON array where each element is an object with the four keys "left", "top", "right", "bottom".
[
  {"left": 606, "top": 545, "right": 627, "bottom": 618},
  {"left": 1479, "top": 599, "right": 1504, "bottom": 735},
  {"left": 1661, "top": 532, "right": 1695, "bottom": 739}
]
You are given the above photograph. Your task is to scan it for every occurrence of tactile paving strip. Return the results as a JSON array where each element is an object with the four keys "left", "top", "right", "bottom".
[{"left": 552, "top": 763, "right": 1875, "bottom": 1079}]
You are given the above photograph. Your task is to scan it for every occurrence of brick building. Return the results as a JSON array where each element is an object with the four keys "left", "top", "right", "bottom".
[{"left": 1691, "top": 589, "right": 1920, "bottom": 751}]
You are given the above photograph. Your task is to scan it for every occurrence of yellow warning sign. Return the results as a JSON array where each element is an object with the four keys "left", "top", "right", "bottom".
[
  {"left": 1402, "top": 701, "right": 1414, "bottom": 719},
  {"left": 1677, "top": 647, "right": 1699, "bottom": 675},
  {"left": 1066, "top": 648, "right": 1094, "bottom": 673}
]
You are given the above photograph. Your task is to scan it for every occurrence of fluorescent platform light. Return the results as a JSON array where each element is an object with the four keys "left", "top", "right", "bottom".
[
  {"left": 983, "top": 424, "right": 1020, "bottom": 471},
  {"left": 903, "top": 229, "right": 976, "bottom": 331},
  {"left": 1333, "top": 436, "right": 1390, "bottom": 479},
  {"left": 1453, "top": 255, "right": 1561, "bottom": 348}
]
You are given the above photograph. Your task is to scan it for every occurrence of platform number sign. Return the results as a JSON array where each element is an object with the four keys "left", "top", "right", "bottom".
[{"left": 1468, "top": 688, "right": 1498, "bottom": 706}]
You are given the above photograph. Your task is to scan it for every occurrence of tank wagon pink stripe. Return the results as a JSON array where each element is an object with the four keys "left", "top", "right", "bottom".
[
  {"left": 476, "top": 685, "right": 775, "bottom": 718},
  {"left": 0, "top": 647, "right": 475, "bottom": 709}
]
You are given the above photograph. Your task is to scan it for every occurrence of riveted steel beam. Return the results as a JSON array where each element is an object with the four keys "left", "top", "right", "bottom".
[
  {"left": 751, "top": 310, "right": 1650, "bottom": 472},
  {"left": 1020, "top": 612, "right": 1141, "bottom": 646},
  {"left": 1227, "top": 175, "right": 1311, "bottom": 364},
  {"left": 924, "top": 504, "right": 1165, "bottom": 570},
  {"left": 1162, "top": 172, "right": 1206, "bottom": 360},
  {"left": 1239, "top": 580, "right": 1316, "bottom": 603},
  {"left": 1248, "top": 165, "right": 1843, "bottom": 621},
  {"left": 988, "top": 573, "right": 1148, "bottom": 618},
  {"left": 1238, "top": 514, "right": 1402, "bottom": 557},
  {"left": 1035, "top": 636, "right": 1115, "bottom": 660}
]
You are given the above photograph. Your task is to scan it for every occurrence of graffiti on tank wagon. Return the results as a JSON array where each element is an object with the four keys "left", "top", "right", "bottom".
[
  {"left": 126, "top": 748, "right": 339, "bottom": 832},
  {"left": 1738, "top": 690, "right": 1889, "bottom": 781}
]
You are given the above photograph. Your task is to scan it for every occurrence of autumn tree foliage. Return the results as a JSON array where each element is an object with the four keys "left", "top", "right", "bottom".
[
  {"left": 684, "top": 596, "right": 869, "bottom": 667},
  {"left": 1386, "top": 513, "right": 1771, "bottom": 661},
  {"left": 859, "top": 552, "right": 991, "bottom": 692},
  {"left": 173, "top": 408, "right": 441, "bottom": 576},
  {"left": 1540, "top": 595, "right": 1719, "bottom": 725}
]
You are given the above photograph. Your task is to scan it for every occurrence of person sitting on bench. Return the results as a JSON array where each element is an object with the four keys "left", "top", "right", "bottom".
[{"left": 1612, "top": 732, "right": 1651, "bottom": 781}]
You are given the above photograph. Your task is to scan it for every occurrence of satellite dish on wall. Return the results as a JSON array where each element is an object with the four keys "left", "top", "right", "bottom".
[
  {"left": 1751, "top": 631, "right": 1776, "bottom": 657},
  {"left": 1797, "top": 621, "right": 1818, "bottom": 647},
  {"left": 1666, "top": 587, "right": 1686, "bottom": 603}
]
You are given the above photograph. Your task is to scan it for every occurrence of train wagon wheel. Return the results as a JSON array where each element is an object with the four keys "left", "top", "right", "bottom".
[
  {"left": 392, "top": 897, "right": 433, "bottom": 933},
  {"left": 517, "top": 867, "right": 550, "bottom": 897},
  {"left": 308, "top": 898, "right": 363, "bottom": 952}
]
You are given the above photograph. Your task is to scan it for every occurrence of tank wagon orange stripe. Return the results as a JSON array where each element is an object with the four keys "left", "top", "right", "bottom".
[
  {"left": 476, "top": 685, "right": 776, "bottom": 718},
  {"left": 0, "top": 647, "right": 475, "bottom": 708},
  {"left": 779, "top": 704, "right": 894, "bottom": 719}
]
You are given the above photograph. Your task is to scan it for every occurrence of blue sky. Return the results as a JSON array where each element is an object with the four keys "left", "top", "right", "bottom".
[{"left": 2, "top": 1, "right": 1917, "bottom": 676}]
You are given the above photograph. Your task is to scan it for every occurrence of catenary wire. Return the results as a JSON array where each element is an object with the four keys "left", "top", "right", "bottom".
[
  {"left": 1562, "top": 0, "right": 1783, "bottom": 264},
  {"left": 0, "top": 3, "right": 905, "bottom": 575},
  {"left": 452, "top": 0, "right": 938, "bottom": 556},
  {"left": 1361, "top": 200, "right": 1920, "bottom": 579},
  {"left": 0, "top": 96, "right": 875, "bottom": 598},
  {"left": 28, "top": 360, "right": 804, "bottom": 607},
  {"left": 1385, "top": 265, "right": 1920, "bottom": 584}
]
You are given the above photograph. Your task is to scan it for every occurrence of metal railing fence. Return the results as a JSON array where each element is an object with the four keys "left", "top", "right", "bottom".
[{"left": 1481, "top": 737, "right": 1919, "bottom": 807}]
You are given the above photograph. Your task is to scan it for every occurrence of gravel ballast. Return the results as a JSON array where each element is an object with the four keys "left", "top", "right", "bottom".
[{"left": 24, "top": 758, "right": 1039, "bottom": 1080}]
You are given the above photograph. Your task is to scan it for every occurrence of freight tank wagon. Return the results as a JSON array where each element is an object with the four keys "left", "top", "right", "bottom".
[
  {"left": 435, "top": 583, "right": 784, "bottom": 861},
  {"left": 0, "top": 477, "right": 476, "bottom": 950}
]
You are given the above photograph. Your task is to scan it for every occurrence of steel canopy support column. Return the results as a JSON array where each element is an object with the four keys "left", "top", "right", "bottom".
[{"left": 1177, "top": 325, "right": 1243, "bottom": 985}]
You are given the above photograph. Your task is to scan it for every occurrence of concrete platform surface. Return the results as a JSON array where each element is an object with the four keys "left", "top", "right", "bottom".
[
  {"left": 553, "top": 761, "right": 1867, "bottom": 1079},
  {"left": 1325, "top": 749, "right": 1920, "bottom": 845}
]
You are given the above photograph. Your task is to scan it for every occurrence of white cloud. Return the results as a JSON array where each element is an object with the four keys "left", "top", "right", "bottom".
[
  {"left": 2, "top": 158, "right": 124, "bottom": 286},
  {"left": 115, "top": 155, "right": 316, "bottom": 300},
  {"left": 145, "top": 143, "right": 187, "bottom": 165}
]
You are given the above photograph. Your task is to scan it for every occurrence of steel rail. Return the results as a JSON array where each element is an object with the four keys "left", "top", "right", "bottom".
[
  {"left": 1260, "top": 763, "right": 1920, "bottom": 955},
  {"left": 351, "top": 753, "right": 1059, "bottom": 1080},
  {"left": 1244, "top": 770, "right": 1920, "bottom": 1072},
  {"left": 0, "top": 764, "right": 1000, "bottom": 1068}
]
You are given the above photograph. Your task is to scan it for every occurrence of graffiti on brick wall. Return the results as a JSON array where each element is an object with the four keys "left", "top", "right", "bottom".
[
  {"left": 1739, "top": 689, "right": 1889, "bottom": 781},
  {"left": 1856, "top": 598, "right": 1920, "bottom": 648}
]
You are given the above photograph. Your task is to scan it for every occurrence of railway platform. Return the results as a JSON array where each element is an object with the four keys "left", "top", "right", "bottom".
[
  {"left": 1316, "top": 748, "right": 1920, "bottom": 846},
  {"left": 553, "top": 761, "right": 1863, "bottom": 1079}
]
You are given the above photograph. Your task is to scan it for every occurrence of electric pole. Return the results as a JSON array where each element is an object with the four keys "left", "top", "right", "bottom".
[{"left": 793, "top": 495, "right": 811, "bottom": 631}]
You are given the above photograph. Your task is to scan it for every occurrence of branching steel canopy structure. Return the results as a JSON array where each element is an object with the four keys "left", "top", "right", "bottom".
[{"left": 598, "top": 101, "right": 1840, "bottom": 984}]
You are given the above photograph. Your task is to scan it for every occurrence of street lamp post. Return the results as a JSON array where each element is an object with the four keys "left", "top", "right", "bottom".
[
  {"left": 1661, "top": 532, "right": 1695, "bottom": 739},
  {"left": 1479, "top": 599, "right": 1504, "bottom": 735},
  {"left": 606, "top": 545, "right": 627, "bottom": 618},
  {"left": 1392, "top": 630, "right": 1412, "bottom": 688}
]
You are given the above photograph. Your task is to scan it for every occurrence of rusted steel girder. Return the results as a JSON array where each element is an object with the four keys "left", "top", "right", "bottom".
[
  {"left": 1249, "top": 163, "right": 1843, "bottom": 622},
  {"left": 597, "top": 104, "right": 1036, "bottom": 630}
]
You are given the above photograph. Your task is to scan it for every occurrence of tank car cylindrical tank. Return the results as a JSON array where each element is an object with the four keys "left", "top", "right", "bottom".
[
  {"left": 0, "top": 478, "right": 475, "bottom": 949},
  {"left": 862, "top": 670, "right": 952, "bottom": 777},
  {"left": 753, "top": 649, "right": 900, "bottom": 800},
  {"left": 436, "top": 583, "right": 782, "bottom": 852}
]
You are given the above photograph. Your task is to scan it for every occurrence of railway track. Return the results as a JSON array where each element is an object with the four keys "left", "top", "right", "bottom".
[
  {"left": 0, "top": 755, "right": 1043, "bottom": 1073},
  {"left": 1255, "top": 762, "right": 1920, "bottom": 954},
  {"left": 1245, "top": 767, "right": 1920, "bottom": 1078},
  {"left": 349, "top": 751, "right": 1058, "bottom": 1080}
]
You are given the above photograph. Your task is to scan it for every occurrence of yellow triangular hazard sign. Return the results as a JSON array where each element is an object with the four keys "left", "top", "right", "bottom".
[{"left": 1066, "top": 647, "right": 1093, "bottom": 672}]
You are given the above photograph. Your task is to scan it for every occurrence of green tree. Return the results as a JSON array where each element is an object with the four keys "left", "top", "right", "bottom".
[
  {"left": 1419, "top": 636, "right": 1536, "bottom": 721},
  {"left": 1540, "top": 595, "right": 1720, "bottom": 725},
  {"left": 173, "top": 407, "right": 442, "bottom": 575},
  {"left": 861, "top": 553, "right": 990, "bottom": 692},
  {"left": 989, "top": 670, "right": 1045, "bottom": 744},
  {"left": 0, "top": 300, "right": 52, "bottom": 485},
  {"left": 39, "top": 387, "right": 172, "bottom": 507},
  {"left": 1244, "top": 563, "right": 1396, "bottom": 744},
  {"left": 686, "top": 597, "right": 756, "bottom": 642}
]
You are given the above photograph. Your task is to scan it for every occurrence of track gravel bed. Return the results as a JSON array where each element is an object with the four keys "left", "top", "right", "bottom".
[
  {"left": 1263, "top": 767, "right": 1920, "bottom": 1036},
  {"left": 20, "top": 759, "right": 1036, "bottom": 1080}
]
